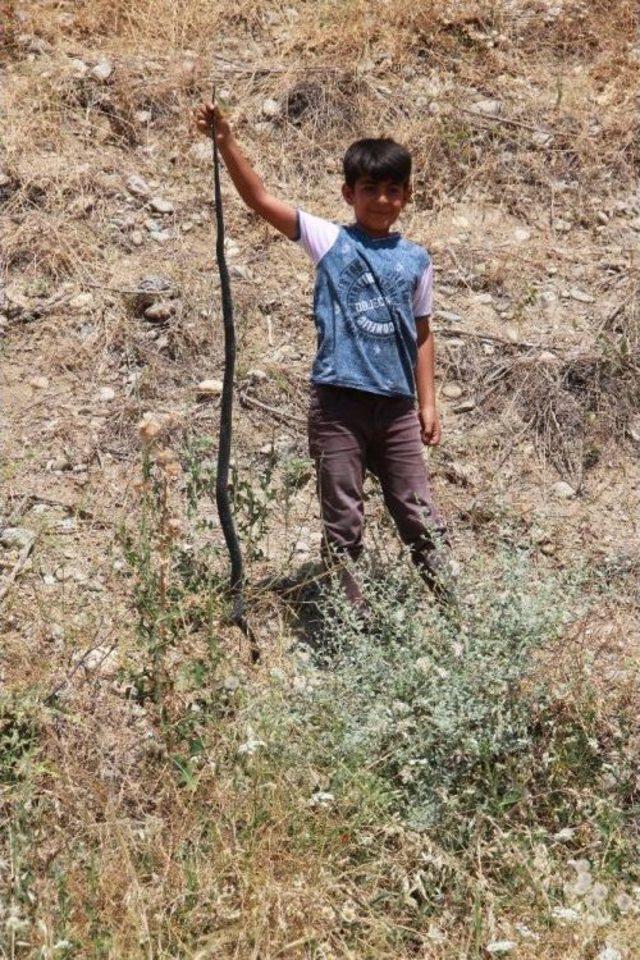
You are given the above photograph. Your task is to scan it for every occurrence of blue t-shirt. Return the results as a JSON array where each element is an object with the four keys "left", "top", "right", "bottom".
[{"left": 294, "top": 209, "right": 434, "bottom": 399}]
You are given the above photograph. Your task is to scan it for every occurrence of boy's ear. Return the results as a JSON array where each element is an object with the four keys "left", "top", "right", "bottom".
[{"left": 342, "top": 182, "right": 355, "bottom": 206}]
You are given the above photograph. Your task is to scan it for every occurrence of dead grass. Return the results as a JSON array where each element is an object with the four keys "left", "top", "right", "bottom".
[{"left": 1, "top": 0, "right": 640, "bottom": 956}]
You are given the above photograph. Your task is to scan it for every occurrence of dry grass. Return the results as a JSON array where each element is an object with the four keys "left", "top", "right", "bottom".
[{"left": 1, "top": 0, "right": 640, "bottom": 956}]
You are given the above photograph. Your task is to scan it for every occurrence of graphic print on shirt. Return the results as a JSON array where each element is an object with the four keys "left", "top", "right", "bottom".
[{"left": 341, "top": 256, "right": 407, "bottom": 340}]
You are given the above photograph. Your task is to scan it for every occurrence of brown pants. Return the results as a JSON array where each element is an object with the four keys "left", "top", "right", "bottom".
[{"left": 308, "top": 384, "right": 448, "bottom": 604}]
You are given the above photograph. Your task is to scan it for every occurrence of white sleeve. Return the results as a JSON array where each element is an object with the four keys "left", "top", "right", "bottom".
[
  {"left": 413, "top": 259, "right": 433, "bottom": 317},
  {"left": 295, "top": 209, "right": 340, "bottom": 266}
]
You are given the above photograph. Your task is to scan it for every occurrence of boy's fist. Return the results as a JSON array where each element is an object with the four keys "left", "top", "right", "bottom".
[
  {"left": 419, "top": 405, "right": 441, "bottom": 446},
  {"left": 194, "top": 101, "right": 231, "bottom": 144}
]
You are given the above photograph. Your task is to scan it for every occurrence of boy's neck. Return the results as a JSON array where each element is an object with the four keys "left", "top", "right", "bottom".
[{"left": 353, "top": 218, "right": 400, "bottom": 239}]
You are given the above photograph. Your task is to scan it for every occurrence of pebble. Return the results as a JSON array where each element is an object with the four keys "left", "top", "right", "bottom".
[
  {"left": 570, "top": 287, "right": 595, "bottom": 304},
  {"left": 126, "top": 174, "right": 151, "bottom": 198},
  {"left": 90, "top": 58, "right": 114, "bottom": 82},
  {"left": 262, "top": 98, "right": 280, "bottom": 118},
  {"left": 144, "top": 300, "right": 175, "bottom": 321},
  {"left": 131, "top": 230, "right": 143, "bottom": 246},
  {"left": 473, "top": 98, "right": 502, "bottom": 116},
  {"left": 442, "top": 381, "right": 463, "bottom": 400},
  {"left": 0, "top": 527, "right": 35, "bottom": 549},
  {"left": 97, "top": 386, "right": 116, "bottom": 402},
  {"left": 43, "top": 573, "right": 57, "bottom": 587},
  {"left": 553, "top": 218, "right": 572, "bottom": 232},
  {"left": 55, "top": 564, "right": 87, "bottom": 583},
  {"left": 532, "top": 130, "right": 553, "bottom": 148},
  {"left": 485, "top": 942, "right": 517, "bottom": 955},
  {"left": 82, "top": 645, "right": 117, "bottom": 672},
  {"left": 434, "top": 309, "right": 461, "bottom": 323},
  {"left": 149, "top": 197, "right": 174, "bottom": 214},
  {"left": 513, "top": 227, "right": 531, "bottom": 242},
  {"left": 68, "top": 57, "right": 88, "bottom": 77},
  {"left": 453, "top": 399, "right": 476, "bottom": 412},
  {"left": 246, "top": 368, "right": 268, "bottom": 383},
  {"left": 197, "top": 379, "right": 223, "bottom": 397},
  {"left": 135, "top": 109, "right": 152, "bottom": 123},
  {"left": 540, "top": 290, "right": 557, "bottom": 306},
  {"left": 30, "top": 375, "right": 49, "bottom": 389},
  {"left": 475, "top": 292, "right": 493, "bottom": 304},
  {"left": 597, "top": 949, "right": 622, "bottom": 960},
  {"left": 596, "top": 210, "right": 609, "bottom": 225},
  {"left": 144, "top": 217, "right": 161, "bottom": 233},
  {"left": 70, "top": 292, "right": 93, "bottom": 310},
  {"left": 552, "top": 480, "right": 575, "bottom": 499},
  {"left": 180, "top": 221, "right": 193, "bottom": 233},
  {"left": 151, "top": 230, "right": 171, "bottom": 244},
  {"left": 47, "top": 456, "right": 70, "bottom": 472},
  {"left": 505, "top": 325, "right": 519, "bottom": 343}
]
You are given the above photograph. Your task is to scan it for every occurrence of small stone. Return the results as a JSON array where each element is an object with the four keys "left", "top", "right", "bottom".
[
  {"left": 434, "top": 309, "right": 462, "bottom": 323},
  {"left": 97, "top": 386, "right": 116, "bottom": 402},
  {"left": 55, "top": 564, "right": 87, "bottom": 583},
  {"left": 475, "top": 292, "right": 493, "bottom": 304},
  {"left": 532, "top": 130, "right": 553, "bottom": 148},
  {"left": 144, "top": 217, "right": 161, "bottom": 233},
  {"left": 474, "top": 98, "right": 503, "bottom": 116},
  {"left": 135, "top": 109, "right": 152, "bottom": 124},
  {"left": 144, "top": 300, "right": 176, "bottom": 321},
  {"left": 598, "top": 949, "right": 622, "bottom": 960},
  {"left": 514, "top": 227, "right": 531, "bottom": 242},
  {"left": 70, "top": 292, "right": 94, "bottom": 310},
  {"left": 68, "top": 58, "right": 88, "bottom": 77},
  {"left": 482, "top": 342, "right": 495, "bottom": 355},
  {"left": 230, "top": 264, "right": 253, "bottom": 281},
  {"left": 126, "top": 174, "right": 151, "bottom": 198},
  {"left": 197, "top": 379, "right": 223, "bottom": 397},
  {"left": 151, "top": 230, "right": 171, "bottom": 244},
  {"left": 43, "top": 573, "right": 57, "bottom": 587},
  {"left": 262, "top": 98, "right": 280, "bottom": 118},
  {"left": 149, "top": 197, "right": 174, "bottom": 214},
  {"left": 90, "top": 58, "right": 114, "bottom": 82},
  {"left": 596, "top": 210, "right": 609, "bottom": 225},
  {"left": 540, "top": 290, "right": 557, "bottom": 306},
  {"left": 131, "top": 230, "right": 143, "bottom": 246},
  {"left": 0, "top": 527, "right": 35, "bottom": 549},
  {"left": 180, "top": 221, "right": 193, "bottom": 233},
  {"left": 82, "top": 645, "right": 117, "bottom": 672},
  {"left": 30, "top": 375, "right": 49, "bottom": 389},
  {"left": 453, "top": 399, "right": 476, "bottom": 412},
  {"left": 485, "top": 942, "right": 517, "bottom": 955},
  {"left": 246, "top": 368, "right": 268, "bottom": 383},
  {"left": 553, "top": 480, "right": 575, "bottom": 499},
  {"left": 553, "top": 218, "right": 572, "bottom": 233},
  {"left": 442, "top": 382, "right": 463, "bottom": 400},
  {"left": 47, "top": 456, "right": 70, "bottom": 472},
  {"left": 570, "top": 287, "right": 595, "bottom": 304},
  {"left": 505, "top": 325, "right": 519, "bottom": 343},
  {"left": 223, "top": 674, "right": 240, "bottom": 692}
]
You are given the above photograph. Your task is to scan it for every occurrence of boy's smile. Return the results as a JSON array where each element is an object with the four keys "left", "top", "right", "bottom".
[{"left": 342, "top": 177, "right": 412, "bottom": 238}]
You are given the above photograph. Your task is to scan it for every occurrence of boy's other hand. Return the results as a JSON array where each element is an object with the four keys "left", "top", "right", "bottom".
[
  {"left": 419, "top": 405, "right": 441, "bottom": 446},
  {"left": 194, "top": 101, "right": 231, "bottom": 144}
]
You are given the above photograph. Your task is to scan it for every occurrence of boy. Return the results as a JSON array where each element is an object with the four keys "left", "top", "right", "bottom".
[{"left": 195, "top": 101, "right": 449, "bottom": 607}]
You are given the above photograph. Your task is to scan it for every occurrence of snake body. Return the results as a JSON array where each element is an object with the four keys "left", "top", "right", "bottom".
[{"left": 211, "top": 90, "right": 256, "bottom": 657}]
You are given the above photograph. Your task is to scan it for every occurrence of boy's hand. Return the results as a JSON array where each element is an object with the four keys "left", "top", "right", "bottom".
[
  {"left": 194, "top": 101, "right": 231, "bottom": 145},
  {"left": 419, "top": 405, "right": 441, "bottom": 446}
]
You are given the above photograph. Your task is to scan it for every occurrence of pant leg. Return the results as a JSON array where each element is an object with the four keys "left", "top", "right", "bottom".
[
  {"left": 308, "top": 385, "right": 368, "bottom": 606},
  {"left": 372, "top": 399, "right": 449, "bottom": 582}
]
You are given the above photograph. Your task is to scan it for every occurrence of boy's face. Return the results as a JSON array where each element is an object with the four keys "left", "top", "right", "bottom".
[{"left": 342, "top": 177, "right": 412, "bottom": 235}]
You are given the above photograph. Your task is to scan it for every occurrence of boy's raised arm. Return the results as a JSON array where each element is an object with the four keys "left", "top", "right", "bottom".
[{"left": 194, "top": 101, "right": 298, "bottom": 240}]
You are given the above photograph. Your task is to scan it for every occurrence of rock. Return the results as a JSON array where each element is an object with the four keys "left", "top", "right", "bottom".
[
  {"left": 246, "top": 368, "right": 268, "bottom": 384},
  {"left": 552, "top": 480, "right": 575, "bottom": 499},
  {"left": 485, "top": 942, "right": 517, "bottom": 956},
  {"left": 262, "top": 98, "right": 280, "bottom": 118},
  {"left": 540, "top": 290, "right": 557, "bottom": 306},
  {"left": 144, "top": 300, "right": 176, "bottom": 321},
  {"left": 513, "top": 227, "right": 531, "bottom": 242},
  {"left": 434, "top": 309, "right": 461, "bottom": 323},
  {"left": 132, "top": 275, "right": 177, "bottom": 314},
  {"left": 68, "top": 57, "right": 88, "bottom": 77},
  {"left": 482, "top": 342, "right": 495, "bottom": 355},
  {"left": 131, "top": 230, "right": 144, "bottom": 246},
  {"left": 144, "top": 217, "right": 161, "bottom": 233},
  {"left": 230, "top": 264, "right": 253, "bottom": 281},
  {"left": 474, "top": 98, "right": 502, "bottom": 116},
  {"left": 82, "top": 645, "right": 117, "bottom": 672},
  {"left": 442, "top": 381, "right": 463, "bottom": 400},
  {"left": 149, "top": 197, "right": 174, "bottom": 214},
  {"left": 553, "top": 218, "right": 572, "bottom": 232},
  {"left": 475, "top": 292, "right": 493, "bottom": 304},
  {"left": 532, "top": 130, "right": 553, "bottom": 148},
  {"left": 91, "top": 58, "right": 114, "bottom": 82},
  {"left": 97, "top": 386, "right": 116, "bottom": 402},
  {"left": 126, "top": 174, "right": 151, "bottom": 198},
  {"left": 151, "top": 230, "right": 171, "bottom": 244},
  {"left": 135, "top": 109, "right": 152, "bottom": 123},
  {"left": 570, "top": 287, "right": 595, "bottom": 304},
  {"left": 597, "top": 949, "right": 622, "bottom": 960},
  {"left": 70, "top": 292, "right": 94, "bottom": 310},
  {"left": 197, "top": 379, "right": 223, "bottom": 397},
  {"left": 453, "top": 399, "right": 476, "bottom": 412},
  {"left": 180, "top": 221, "right": 193, "bottom": 233},
  {"left": 43, "top": 573, "right": 57, "bottom": 587},
  {"left": 29, "top": 375, "right": 49, "bottom": 389},
  {"left": 505, "top": 325, "right": 519, "bottom": 343},
  {"left": 0, "top": 527, "right": 35, "bottom": 549},
  {"left": 55, "top": 564, "right": 87, "bottom": 583},
  {"left": 46, "top": 456, "right": 70, "bottom": 472},
  {"left": 596, "top": 210, "right": 609, "bottom": 225}
]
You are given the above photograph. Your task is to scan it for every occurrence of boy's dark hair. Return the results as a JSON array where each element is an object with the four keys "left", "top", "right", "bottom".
[{"left": 342, "top": 138, "right": 411, "bottom": 188}]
